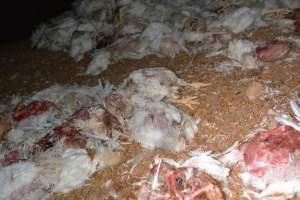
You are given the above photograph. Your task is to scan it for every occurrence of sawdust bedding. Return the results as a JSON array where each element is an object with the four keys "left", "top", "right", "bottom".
[{"left": 2, "top": 1, "right": 300, "bottom": 199}]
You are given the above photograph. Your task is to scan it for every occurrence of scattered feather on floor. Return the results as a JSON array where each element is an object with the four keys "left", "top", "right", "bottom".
[{"left": 85, "top": 50, "right": 111, "bottom": 75}]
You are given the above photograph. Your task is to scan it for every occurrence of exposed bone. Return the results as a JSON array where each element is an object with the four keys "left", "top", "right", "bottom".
[
  {"left": 275, "top": 100, "right": 300, "bottom": 132},
  {"left": 151, "top": 158, "right": 161, "bottom": 190},
  {"left": 290, "top": 100, "right": 300, "bottom": 119},
  {"left": 275, "top": 116, "right": 300, "bottom": 132}
]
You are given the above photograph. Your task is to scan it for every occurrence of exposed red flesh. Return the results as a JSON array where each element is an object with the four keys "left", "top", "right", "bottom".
[
  {"left": 295, "top": 20, "right": 300, "bottom": 32},
  {"left": 53, "top": 123, "right": 78, "bottom": 138},
  {"left": 13, "top": 100, "right": 56, "bottom": 122},
  {"left": 36, "top": 123, "right": 85, "bottom": 151},
  {"left": 256, "top": 42, "right": 289, "bottom": 62},
  {"left": 148, "top": 162, "right": 224, "bottom": 200},
  {"left": 291, "top": 9, "right": 300, "bottom": 21},
  {"left": 4, "top": 103, "right": 124, "bottom": 168},
  {"left": 2, "top": 150, "right": 24, "bottom": 167},
  {"left": 240, "top": 125, "right": 300, "bottom": 176},
  {"left": 64, "top": 137, "right": 86, "bottom": 148},
  {"left": 105, "top": 93, "right": 129, "bottom": 117},
  {"left": 72, "top": 104, "right": 125, "bottom": 138},
  {"left": 105, "top": 93, "right": 124, "bottom": 108},
  {"left": 72, "top": 107, "right": 91, "bottom": 120}
]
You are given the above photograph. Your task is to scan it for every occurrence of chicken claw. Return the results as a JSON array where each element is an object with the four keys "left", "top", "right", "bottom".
[
  {"left": 169, "top": 96, "right": 200, "bottom": 110},
  {"left": 189, "top": 82, "right": 211, "bottom": 89}
]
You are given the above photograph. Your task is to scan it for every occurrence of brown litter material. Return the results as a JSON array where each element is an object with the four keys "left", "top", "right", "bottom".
[{"left": 0, "top": 115, "right": 11, "bottom": 139}]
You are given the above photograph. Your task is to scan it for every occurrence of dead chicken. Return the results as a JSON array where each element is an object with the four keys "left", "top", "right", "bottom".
[
  {"left": 119, "top": 67, "right": 187, "bottom": 103},
  {"left": 222, "top": 100, "right": 300, "bottom": 199},
  {"left": 5, "top": 100, "right": 63, "bottom": 152},
  {"left": 27, "top": 83, "right": 113, "bottom": 116},
  {"left": 0, "top": 144, "right": 121, "bottom": 200},
  {"left": 137, "top": 151, "right": 229, "bottom": 200},
  {"left": 127, "top": 101, "right": 198, "bottom": 152},
  {"left": 2, "top": 104, "right": 122, "bottom": 167},
  {"left": 226, "top": 39, "right": 290, "bottom": 70},
  {"left": 119, "top": 67, "right": 202, "bottom": 109},
  {"left": 227, "top": 39, "right": 258, "bottom": 69},
  {"left": 0, "top": 67, "right": 203, "bottom": 199},
  {"left": 5, "top": 83, "right": 113, "bottom": 145},
  {"left": 113, "top": 67, "right": 199, "bottom": 151},
  {"left": 73, "top": 104, "right": 128, "bottom": 140},
  {"left": 256, "top": 41, "right": 290, "bottom": 62},
  {"left": 103, "top": 93, "right": 198, "bottom": 152}
]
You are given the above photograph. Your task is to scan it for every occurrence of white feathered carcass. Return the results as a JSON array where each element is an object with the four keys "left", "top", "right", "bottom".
[
  {"left": 127, "top": 101, "right": 197, "bottom": 152},
  {"left": 5, "top": 83, "right": 113, "bottom": 146},
  {"left": 116, "top": 67, "right": 198, "bottom": 151},
  {"left": 0, "top": 144, "right": 121, "bottom": 200},
  {"left": 119, "top": 67, "right": 187, "bottom": 103},
  {"left": 227, "top": 39, "right": 258, "bottom": 69}
]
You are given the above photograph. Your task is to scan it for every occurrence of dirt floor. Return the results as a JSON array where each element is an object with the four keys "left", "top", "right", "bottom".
[{"left": 1, "top": 27, "right": 300, "bottom": 199}]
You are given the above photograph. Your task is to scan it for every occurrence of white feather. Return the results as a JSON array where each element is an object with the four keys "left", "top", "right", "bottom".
[
  {"left": 29, "top": 84, "right": 112, "bottom": 115},
  {"left": 128, "top": 101, "right": 196, "bottom": 152},
  {"left": 227, "top": 39, "right": 258, "bottom": 69},
  {"left": 275, "top": 116, "right": 300, "bottom": 131},
  {"left": 85, "top": 50, "right": 111, "bottom": 75},
  {"left": 220, "top": 141, "right": 243, "bottom": 165},
  {"left": 290, "top": 100, "right": 300, "bottom": 119},
  {"left": 182, "top": 150, "right": 230, "bottom": 181},
  {"left": 70, "top": 31, "right": 95, "bottom": 62},
  {"left": 0, "top": 162, "right": 38, "bottom": 200},
  {"left": 210, "top": 7, "right": 263, "bottom": 33},
  {"left": 42, "top": 148, "right": 97, "bottom": 193},
  {"left": 120, "top": 67, "right": 186, "bottom": 101},
  {"left": 256, "top": 180, "right": 300, "bottom": 198},
  {"left": 151, "top": 159, "right": 162, "bottom": 190}
]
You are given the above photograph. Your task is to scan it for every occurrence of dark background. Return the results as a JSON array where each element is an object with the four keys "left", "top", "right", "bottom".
[{"left": 0, "top": 0, "right": 74, "bottom": 42}]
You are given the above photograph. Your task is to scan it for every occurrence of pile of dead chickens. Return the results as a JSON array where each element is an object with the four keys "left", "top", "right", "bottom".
[
  {"left": 0, "top": 67, "right": 199, "bottom": 199},
  {"left": 1, "top": 66, "right": 300, "bottom": 199},
  {"left": 32, "top": 0, "right": 300, "bottom": 75}
]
